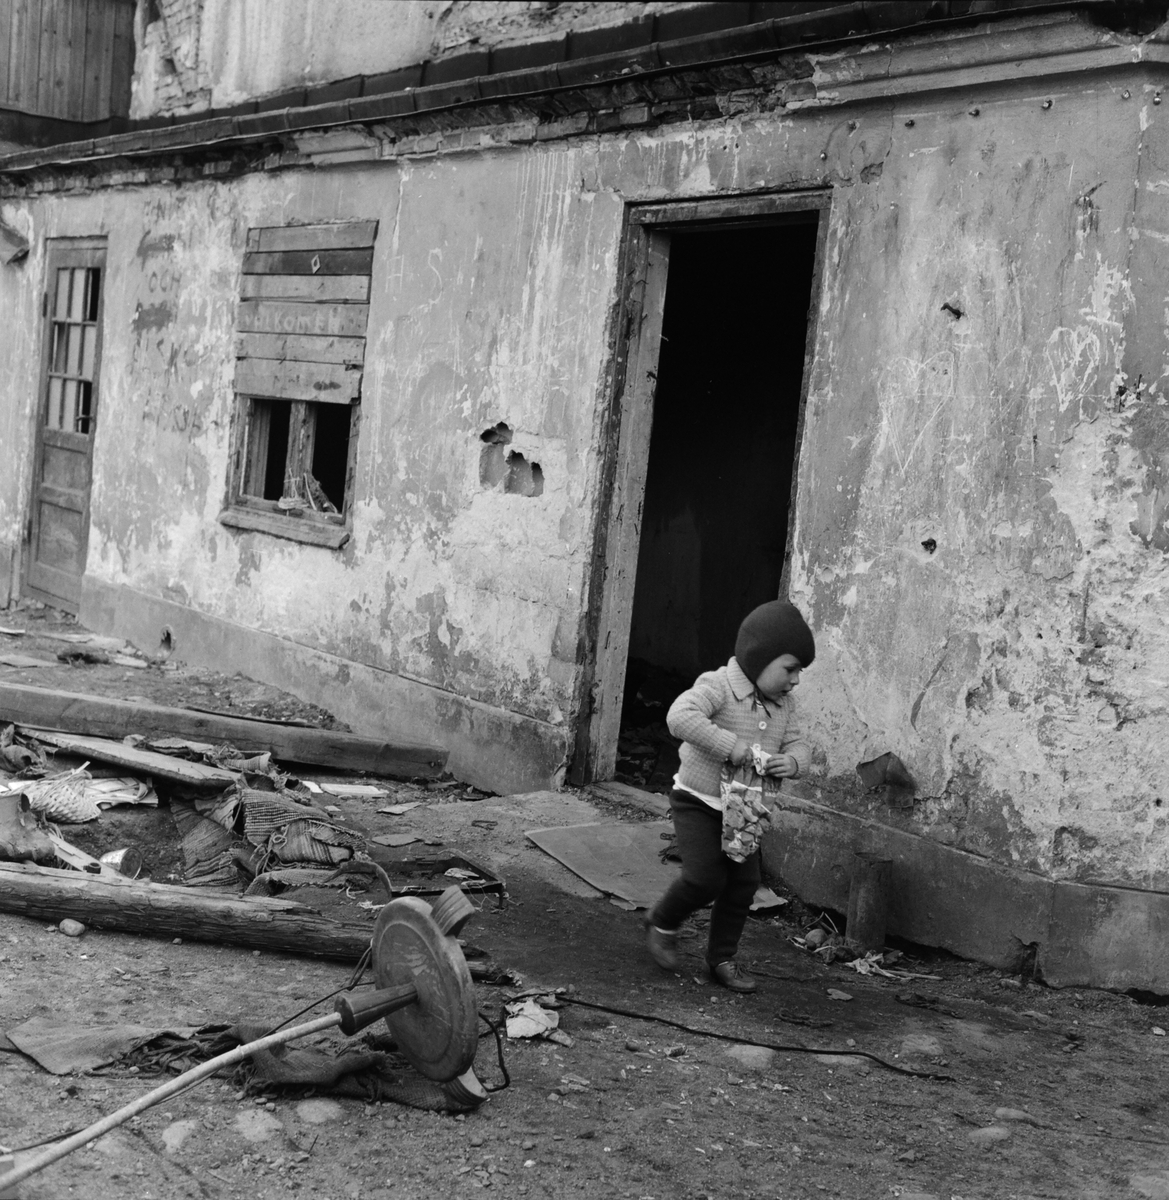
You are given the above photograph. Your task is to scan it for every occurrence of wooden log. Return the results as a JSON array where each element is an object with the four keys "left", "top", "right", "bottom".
[
  {"left": 0, "top": 682, "right": 447, "bottom": 778},
  {"left": 0, "top": 861, "right": 372, "bottom": 961},
  {"left": 845, "top": 852, "right": 891, "bottom": 954}
]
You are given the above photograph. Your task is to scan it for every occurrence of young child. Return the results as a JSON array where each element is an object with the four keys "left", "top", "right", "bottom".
[{"left": 645, "top": 600, "right": 814, "bottom": 993}]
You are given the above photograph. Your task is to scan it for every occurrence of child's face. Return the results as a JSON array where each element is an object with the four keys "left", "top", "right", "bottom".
[{"left": 755, "top": 653, "right": 802, "bottom": 700}]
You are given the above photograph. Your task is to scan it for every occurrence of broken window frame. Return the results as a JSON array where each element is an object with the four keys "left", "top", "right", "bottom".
[
  {"left": 219, "top": 220, "right": 377, "bottom": 550},
  {"left": 224, "top": 396, "right": 361, "bottom": 548},
  {"left": 42, "top": 249, "right": 105, "bottom": 438}
]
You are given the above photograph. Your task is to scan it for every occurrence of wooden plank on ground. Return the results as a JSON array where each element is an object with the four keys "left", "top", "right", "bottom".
[
  {"left": 0, "top": 683, "right": 447, "bottom": 777},
  {"left": 0, "top": 861, "right": 371, "bottom": 961},
  {"left": 241, "top": 248, "right": 375, "bottom": 277},
  {"left": 27, "top": 730, "right": 240, "bottom": 788},
  {"left": 246, "top": 222, "right": 379, "bottom": 254},
  {"left": 589, "top": 779, "right": 671, "bottom": 817},
  {"left": 236, "top": 299, "right": 369, "bottom": 338},
  {"left": 234, "top": 357, "right": 361, "bottom": 403},
  {"left": 233, "top": 331, "right": 366, "bottom": 365},
  {"left": 239, "top": 274, "right": 369, "bottom": 303}
]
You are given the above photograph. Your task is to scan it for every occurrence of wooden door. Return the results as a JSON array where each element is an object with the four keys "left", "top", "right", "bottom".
[{"left": 26, "top": 239, "right": 106, "bottom": 612}]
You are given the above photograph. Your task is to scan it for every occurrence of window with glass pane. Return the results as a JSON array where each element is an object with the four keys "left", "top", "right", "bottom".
[{"left": 47, "top": 266, "right": 102, "bottom": 434}]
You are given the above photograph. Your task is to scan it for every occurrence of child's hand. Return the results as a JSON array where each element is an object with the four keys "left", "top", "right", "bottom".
[
  {"left": 763, "top": 753, "right": 798, "bottom": 778},
  {"left": 728, "top": 738, "right": 753, "bottom": 767}
]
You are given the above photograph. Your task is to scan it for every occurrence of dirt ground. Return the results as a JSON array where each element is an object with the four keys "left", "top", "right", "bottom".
[{"left": 3, "top": 608, "right": 1169, "bottom": 1200}]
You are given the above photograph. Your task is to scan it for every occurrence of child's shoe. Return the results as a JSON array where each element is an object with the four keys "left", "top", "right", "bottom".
[
  {"left": 709, "top": 959, "right": 756, "bottom": 993},
  {"left": 645, "top": 920, "right": 679, "bottom": 971}
]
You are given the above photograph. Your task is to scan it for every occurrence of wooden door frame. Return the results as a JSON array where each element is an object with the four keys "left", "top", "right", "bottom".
[
  {"left": 24, "top": 236, "right": 108, "bottom": 612},
  {"left": 569, "top": 190, "right": 832, "bottom": 786}
]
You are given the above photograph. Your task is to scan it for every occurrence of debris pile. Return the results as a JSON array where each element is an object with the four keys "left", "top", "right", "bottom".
[
  {"left": 0, "top": 677, "right": 469, "bottom": 955},
  {"left": 791, "top": 922, "right": 941, "bottom": 981}
]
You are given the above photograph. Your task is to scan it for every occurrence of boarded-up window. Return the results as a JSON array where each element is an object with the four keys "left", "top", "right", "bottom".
[{"left": 220, "top": 221, "right": 377, "bottom": 548}]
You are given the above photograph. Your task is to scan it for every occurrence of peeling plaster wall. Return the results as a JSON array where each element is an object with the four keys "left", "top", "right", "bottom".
[
  {"left": 131, "top": 0, "right": 705, "bottom": 118},
  {"left": 4, "top": 151, "right": 622, "bottom": 787},
  {"left": 783, "top": 85, "right": 1169, "bottom": 892},
  {"left": 5, "top": 46, "right": 1169, "bottom": 896}
]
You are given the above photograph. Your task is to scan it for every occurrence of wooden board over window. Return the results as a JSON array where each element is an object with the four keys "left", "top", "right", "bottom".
[{"left": 222, "top": 221, "right": 377, "bottom": 549}]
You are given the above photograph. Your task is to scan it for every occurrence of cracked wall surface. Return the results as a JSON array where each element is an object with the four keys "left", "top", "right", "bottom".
[
  {"left": 34, "top": 152, "right": 622, "bottom": 766},
  {"left": 131, "top": 0, "right": 707, "bottom": 118},
  {"left": 4, "top": 19, "right": 1169, "bottom": 892},
  {"left": 787, "top": 77, "right": 1169, "bottom": 892}
]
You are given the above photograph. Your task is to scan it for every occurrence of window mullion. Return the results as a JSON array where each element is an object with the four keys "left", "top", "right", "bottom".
[{"left": 283, "top": 400, "right": 313, "bottom": 501}]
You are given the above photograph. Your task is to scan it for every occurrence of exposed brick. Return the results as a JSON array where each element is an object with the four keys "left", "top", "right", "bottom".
[{"left": 535, "top": 113, "right": 591, "bottom": 141}]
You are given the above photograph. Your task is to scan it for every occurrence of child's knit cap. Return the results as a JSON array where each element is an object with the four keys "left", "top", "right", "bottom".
[{"left": 734, "top": 600, "right": 815, "bottom": 681}]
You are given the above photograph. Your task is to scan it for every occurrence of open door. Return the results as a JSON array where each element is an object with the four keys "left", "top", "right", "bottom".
[
  {"left": 25, "top": 239, "right": 106, "bottom": 612},
  {"left": 574, "top": 194, "right": 828, "bottom": 786}
]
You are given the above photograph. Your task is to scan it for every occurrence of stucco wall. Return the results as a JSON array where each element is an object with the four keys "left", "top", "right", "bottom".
[
  {"left": 15, "top": 152, "right": 621, "bottom": 789},
  {"left": 5, "top": 41, "right": 1169, "bottom": 893},
  {"left": 785, "top": 86, "right": 1168, "bottom": 893}
]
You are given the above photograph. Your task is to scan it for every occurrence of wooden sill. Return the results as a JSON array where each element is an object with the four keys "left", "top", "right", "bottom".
[{"left": 218, "top": 506, "right": 350, "bottom": 549}]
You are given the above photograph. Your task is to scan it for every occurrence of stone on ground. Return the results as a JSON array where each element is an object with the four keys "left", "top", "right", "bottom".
[{"left": 296, "top": 1098, "right": 345, "bottom": 1125}]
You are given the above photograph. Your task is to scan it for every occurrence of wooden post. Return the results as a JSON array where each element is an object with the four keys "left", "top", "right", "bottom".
[{"left": 846, "top": 852, "right": 891, "bottom": 954}]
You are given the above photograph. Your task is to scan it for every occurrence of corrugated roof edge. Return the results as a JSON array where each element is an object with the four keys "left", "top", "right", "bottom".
[{"left": 0, "top": 0, "right": 1144, "bottom": 173}]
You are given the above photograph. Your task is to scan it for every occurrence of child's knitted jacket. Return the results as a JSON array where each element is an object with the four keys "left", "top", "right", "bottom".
[{"left": 666, "top": 656, "right": 810, "bottom": 807}]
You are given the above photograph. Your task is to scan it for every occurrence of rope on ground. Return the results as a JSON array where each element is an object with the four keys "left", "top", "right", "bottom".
[{"left": 559, "top": 995, "right": 956, "bottom": 1082}]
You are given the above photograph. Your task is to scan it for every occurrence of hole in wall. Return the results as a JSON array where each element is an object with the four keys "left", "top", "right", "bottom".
[
  {"left": 159, "top": 626, "right": 174, "bottom": 656},
  {"left": 921, "top": 538, "right": 937, "bottom": 554},
  {"left": 479, "top": 423, "right": 512, "bottom": 487},
  {"left": 480, "top": 422, "right": 512, "bottom": 446},
  {"left": 478, "top": 424, "right": 543, "bottom": 496},
  {"left": 505, "top": 452, "right": 543, "bottom": 497}
]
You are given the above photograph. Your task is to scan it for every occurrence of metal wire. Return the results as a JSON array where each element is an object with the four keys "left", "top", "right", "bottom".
[
  {"left": 476, "top": 1008, "right": 510, "bottom": 1093},
  {"left": 265, "top": 944, "right": 373, "bottom": 1035},
  {"left": 558, "top": 995, "right": 955, "bottom": 1082}
]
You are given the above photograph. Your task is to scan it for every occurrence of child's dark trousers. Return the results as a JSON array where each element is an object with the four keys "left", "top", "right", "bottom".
[{"left": 650, "top": 788, "right": 760, "bottom": 966}]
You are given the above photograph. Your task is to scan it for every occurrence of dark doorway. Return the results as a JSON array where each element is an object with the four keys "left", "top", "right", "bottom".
[{"left": 617, "top": 218, "right": 819, "bottom": 790}]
